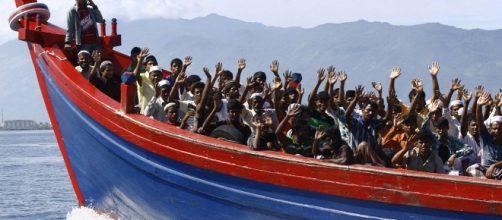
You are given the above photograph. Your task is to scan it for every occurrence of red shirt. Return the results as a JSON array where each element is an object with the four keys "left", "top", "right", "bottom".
[{"left": 78, "top": 8, "right": 97, "bottom": 42}]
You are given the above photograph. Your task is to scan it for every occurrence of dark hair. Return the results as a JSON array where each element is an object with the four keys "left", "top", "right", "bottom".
[
  {"left": 221, "top": 70, "right": 233, "bottom": 79},
  {"left": 316, "top": 91, "right": 330, "bottom": 101},
  {"left": 325, "top": 127, "right": 342, "bottom": 143},
  {"left": 144, "top": 55, "right": 157, "bottom": 65},
  {"left": 416, "top": 130, "right": 435, "bottom": 142},
  {"left": 402, "top": 114, "right": 417, "bottom": 126},
  {"left": 227, "top": 99, "right": 243, "bottom": 110},
  {"left": 333, "top": 88, "right": 340, "bottom": 95},
  {"left": 433, "top": 117, "right": 449, "bottom": 128},
  {"left": 253, "top": 71, "right": 267, "bottom": 81},
  {"left": 186, "top": 75, "right": 201, "bottom": 86},
  {"left": 130, "top": 47, "right": 141, "bottom": 56},
  {"left": 408, "top": 89, "right": 426, "bottom": 101},
  {"left": 190, "top": 82, "right": 205, "bottom": 91},
  {"left": 170, "top": 58, "right": 183, "bottom": 67},
  {"left": 346, "top": 90, "right": 356, "bottom": 98},
  {"left": 363, "top": 102, "right": 378, "bottom": 110},
  {"left": 223, "top": 81, "right": 241, "bottom": 92}
]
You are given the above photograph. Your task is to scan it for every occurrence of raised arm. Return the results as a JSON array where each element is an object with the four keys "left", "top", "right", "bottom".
[
  {"left": 409, "top": 78, "right": 424, "bottom": 114},
  {"left": 167, "top": 72, "right": 187, "bottom": 103},
  {"left": 337, "top": 71, "right": 347, "bottom": 108},
  {"left": 312, "top": 127, "right": 326, "bottom": 157},
  {"left": 195, "top": 67, "right": 214, "bottom": 117},
  {"left": 133, "top": 48, "right": 149, "bottom": 86},
  {"left": 371, "top": 81, "right": 384, "bottom": 118},
  {"left": 276, "top": 104, "right": 300, "bottom": 144},
  {"left": 272, "top": 78, "right": 285, "bottom": 122},
  {"left": 235, "top": 58, "right": 246, "bottom": 84},
  {"left": 445, "top": 78, "right": 462, "bottom": 107},
  {"left": 324, "top": 66, "right": 336, "bottom": 93},
  {"left": 89, "top": 50, "right": 102, "bottom": 80},
  {"left": 345, "top": 85, "right": 364, "bottom": 124},
  {"left": 328, "top": 70, "right": 338, "bottom": 109},
  {"left": 388, "top": 67, "right": 401, "bottom": 98},
  {"left": 307, "top": 68, "right": 326, "bottom": 109},
  {"left": 459, "top": 88, "right": 472, "bottom": 137},
  {"left": 476, "top": 90, "right": 491, "bottom": 133},
  {"left": 181, "top": 56, "right": 192, "bottom": 74},
  {"left": 428, "top": 62, "right": 441, "bottom": 101}
]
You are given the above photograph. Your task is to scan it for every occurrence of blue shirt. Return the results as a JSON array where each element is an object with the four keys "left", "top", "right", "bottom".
[
  {"left": 347, "top": 116, "right": 382, "bottom": 150},
  {"left": 481, "top": 129, "right": 502, "bottom": 167}
]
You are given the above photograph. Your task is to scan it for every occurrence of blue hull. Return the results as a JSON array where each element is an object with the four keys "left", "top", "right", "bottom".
[{"left": 37, "top": 59, "right": 496, "bottom": 220}]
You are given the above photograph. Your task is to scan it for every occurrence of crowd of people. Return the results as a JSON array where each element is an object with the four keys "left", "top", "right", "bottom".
[{"left": 66, "top": 0, "right": 502, "bottom": 180}]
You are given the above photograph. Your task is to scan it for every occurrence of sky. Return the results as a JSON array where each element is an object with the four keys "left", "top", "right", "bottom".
[{"left": 2, "top": 0, "right": 502, "bottom": 45}]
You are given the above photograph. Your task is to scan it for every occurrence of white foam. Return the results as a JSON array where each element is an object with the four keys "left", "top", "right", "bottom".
[{"left": 66, "top": 207, "right": 115, "bottom": 220}]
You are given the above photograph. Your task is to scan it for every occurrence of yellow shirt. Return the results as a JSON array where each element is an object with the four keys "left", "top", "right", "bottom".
[{"left": 137, "top": 71, "right": 154, "bottom": 114}]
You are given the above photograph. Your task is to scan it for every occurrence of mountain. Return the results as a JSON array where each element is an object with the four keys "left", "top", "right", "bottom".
[{"left": 2, "top": 14, "right": 502, "bottom": 122}]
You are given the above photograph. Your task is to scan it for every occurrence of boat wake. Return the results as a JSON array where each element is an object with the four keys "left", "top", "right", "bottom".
[{"left": 66, "top": 207, "right": 115, "bottom": 220}]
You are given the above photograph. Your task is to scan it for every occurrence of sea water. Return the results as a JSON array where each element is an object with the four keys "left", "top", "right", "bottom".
[{"left": 0, "top": 130, "right": 112, "bottom": 220}]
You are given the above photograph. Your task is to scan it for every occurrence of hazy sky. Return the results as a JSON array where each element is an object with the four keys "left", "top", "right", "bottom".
[{"left": 2, "top": 0, "right": 502, "bottom": 45}]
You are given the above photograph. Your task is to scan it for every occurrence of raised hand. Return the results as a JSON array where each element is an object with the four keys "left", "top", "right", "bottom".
[
  {"left": 91, "top": 50, "right": 102, "bottom": 64},
  {"left": 337, "top": 70, "right": 347, "bottom": 82},
  {"left": 272, "top": 77, "right": 283, "bottom": 91},
  {"left": 327, "top": 66, "right": 337, "bottom": 85},
  {"left": 449, "top": 78, "right": 462, "bottom": 91},
  {"left": 245, "top": 76, "right": 255, "bottom": 88},
  {"left": 428, "top": 99, "right": 441, "bottom": 112},
  {"left": 286, "top": 104, "right": 301, "bottom": 117},
  {"left": 496, "top": 91, "right": 502, "bottom": 107},
  {"left": 215, "top": 62, "right": 223, "bottom": 75},
  {"left": 316, "top": 68, "right": 326, "bottom": 83},
  {"left": 428, "top": 62, "right": 440, "bottom": 76},
  {"left": 477, "top": 90, "right": 491, "bottom": 106},
  {"left": 462, "top": 88, "right": 472, "bottom": 102},
  {"left": 355, "top": 85, "right": 364, "bottom": 99},
  {"left": 475, "top": 85, "right": 484, "bottom": 98},
  {"left": 297, "top": 84, "right": 304, "bottom": 96},
  {"left": 411, "top": 78, "right": 424, "bottom": 92},
  {"left": 137, "top": 48, "right": 149, "bottom": 62},
  {"left": 314, "top": 127, "right": 326, "bottom": 140},
  {"left": 371, "top": 81, "right": 383, "bottom": 93},
  {"left": 203, "top": 67, "right": 211, "bottom": 78},
  {"left": 237, "top": 58, "right": 246, "bottom": 71},
  {"left": 270, "top": 60, "right": 279, "bottom": 75},
  {"left": 183, "top": 56, "right": 192, "bottom": 67},
  {"left": 176, "top": 72, "right": 187, "bottom": 84},
  {"left": 389, "top": 67, "right": 401, "bottom": 80}
]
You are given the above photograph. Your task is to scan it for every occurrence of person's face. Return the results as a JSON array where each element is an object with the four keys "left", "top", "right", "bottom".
[
  {"left": 166, "top": 107, "right": 178, "bottom": 122},
  {"left": 417, "top": 139, "right": 433, "bottom": 157},
  {"left": 490, "top": 122, "right": 502, "bottom": 142},
  {"left": 149, "top": 71, "right": 162, "bottom": 84},
  {"left": 227, "top": 109, "right": 242, "bottom": 121},
  {"left": 160, "top": 86, "right": 171, "bottom": 101},
  {"left": 468, "top": 120, "right": 479, "bottom": 137},
  {"left": 226, "top": 86, "right": 240, "bottom": 99},
  {"left": 362, "top": 105, "right": 376, "bottom": 121},
  {"left": 315, "top": 99, "right": 328, "bottom": 112},
  {"left": 193, "top": 87, "right": 203, "bottom": 102},
  {"left": 288, "top": 92, "right": 298, "bottom": 103},
  {"left": 279, "top": 95, "right": 291, "bottom": 109},
  {"left": 102, "top": 65, "right": 114, "bottom": 79},
  {"left": 430, "top": 110, "right": 442, "bottom": 123},
  {"left": 254, "top": 76, "right": 266, "bottom": 85},
  {"left": 435, "top": 125, "right": 449, "bottom": 138},
  {"left": 171, "top": 62, "right": 181, "bottom": 75},
  {"left": 250, "top": 97, "right": 264, "bottom": 110},
  {"left": 77, "top": 54, "right": 91, "bottom": 68},
  {"left": 145, "top": 60, "right": 156, "bottom": 71},
  {"left": 450, "top": 105, "right": 461, "bottom": 118}
]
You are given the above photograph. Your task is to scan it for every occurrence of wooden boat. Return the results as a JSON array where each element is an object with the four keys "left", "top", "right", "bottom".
[{"left": 9, "top": 0, "right": 502, "bottom": 219}]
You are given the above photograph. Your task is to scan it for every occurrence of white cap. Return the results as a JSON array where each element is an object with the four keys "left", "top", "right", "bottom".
[
  {"left": 149, "top": 66, "right": 162, "bottom": 73},
  {"left": 250, "top": 93, "right": 263, "bottom": 99},
  {"left": 449, "top": 100, "right": 463, "bottom": 109},
  {"left": 157, "top": 79, "right": 171, "bottom": 88},
  {"left": 492, "top": 116, "right": 502, "bottom": 124}
]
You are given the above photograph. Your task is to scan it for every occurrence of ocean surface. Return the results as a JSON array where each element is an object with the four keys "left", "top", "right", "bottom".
[{"left": 0, "top": 130, "right": 83, "bottom": 219}]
